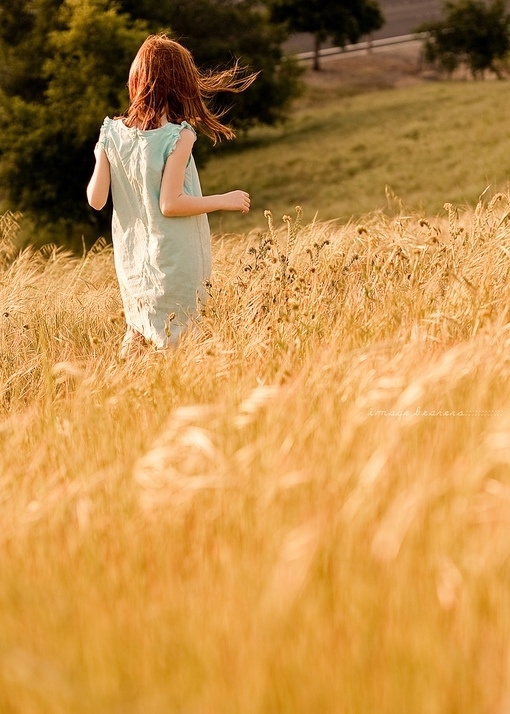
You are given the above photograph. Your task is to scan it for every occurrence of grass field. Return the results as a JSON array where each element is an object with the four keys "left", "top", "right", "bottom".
[
  {"left": 202, "top": 78, "right": 510, "bottom": 235},
  {"left": 2, "top": 174, "right": 510, "bottom": 711}
]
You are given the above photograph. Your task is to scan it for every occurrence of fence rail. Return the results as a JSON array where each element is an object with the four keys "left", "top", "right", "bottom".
[{"left": 295, "top": 32, "right": 427, "bottom": 62}]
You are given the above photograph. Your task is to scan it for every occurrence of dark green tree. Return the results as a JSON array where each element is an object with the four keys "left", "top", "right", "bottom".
[
  {"left": 0, "top": 0, "right": 62, "bottom": 102},
  {"left": 419, "top": 0, "right": 510, "bottom": 78},
  {"left": 0, "top": 0, "right": 148, "bottom": 245},
  {"left": 268, "top": 0, "right": 385, "bottom": 71}
]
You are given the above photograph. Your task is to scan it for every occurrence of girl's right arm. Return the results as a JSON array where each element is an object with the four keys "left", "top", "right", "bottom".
[
  {"left": 87, "top": 144, "right": 111, "bottom": 210},
  {"left": 159, "top": 128, "right": 250, "bottom": 217}
]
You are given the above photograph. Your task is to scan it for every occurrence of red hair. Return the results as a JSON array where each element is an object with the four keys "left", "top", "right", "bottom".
[{"left": 124, "top": 34, "right": 258, "bottom": 141}]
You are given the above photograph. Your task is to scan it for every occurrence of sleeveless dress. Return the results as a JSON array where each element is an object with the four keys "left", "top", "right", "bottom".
[{"left": 98, "top": 117, "right": 212, "bottom": 349}]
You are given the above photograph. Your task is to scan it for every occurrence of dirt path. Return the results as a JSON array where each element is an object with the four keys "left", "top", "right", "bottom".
[{"left": 301, "top": 41, "right": 429, "bottom": 95}]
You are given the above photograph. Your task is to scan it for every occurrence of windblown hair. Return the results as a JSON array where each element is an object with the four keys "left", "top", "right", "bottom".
[{"left": 123, "top": 34, "right": 258, "bottom": 141}]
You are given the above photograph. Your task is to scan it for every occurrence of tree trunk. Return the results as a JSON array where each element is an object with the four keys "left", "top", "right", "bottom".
[{"left": 313, "top": 35, "right": 321, "bottom": 71}]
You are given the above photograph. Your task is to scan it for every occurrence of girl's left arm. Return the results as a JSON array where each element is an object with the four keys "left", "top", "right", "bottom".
[
  {"left": 160, "top": 129, "right": 250, "bottom": 216},
  {"left": 87, "top": 145, "right": 111, "bottom": 210}
]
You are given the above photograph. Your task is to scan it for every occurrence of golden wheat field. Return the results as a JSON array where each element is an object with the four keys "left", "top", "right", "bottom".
[{"left": 2, "top": 192, "right": 510, "bottom": 713}]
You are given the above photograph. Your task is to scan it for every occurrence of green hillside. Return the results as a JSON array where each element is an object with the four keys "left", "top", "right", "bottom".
[{"left": 202, "top": 79, "right": 510, "bottom": 234}]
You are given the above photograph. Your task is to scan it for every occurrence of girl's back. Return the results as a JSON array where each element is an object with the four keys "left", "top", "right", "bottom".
[{"left": 99, "top": 117, "right": 211, "bottom": 348}]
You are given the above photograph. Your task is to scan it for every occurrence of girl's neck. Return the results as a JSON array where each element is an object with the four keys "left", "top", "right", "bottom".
[{"left": 125, "top": 114, "right": 169, "bottom": 130}]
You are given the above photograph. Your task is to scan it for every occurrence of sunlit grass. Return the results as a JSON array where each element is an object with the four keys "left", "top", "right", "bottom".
[{"left": 1, "top": 193, "right": 510, "bottom": 712}]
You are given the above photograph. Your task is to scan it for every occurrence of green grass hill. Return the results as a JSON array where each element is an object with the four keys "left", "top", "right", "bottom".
[{"left": 202, "top": 60, "right": 510, "bottom": 235}]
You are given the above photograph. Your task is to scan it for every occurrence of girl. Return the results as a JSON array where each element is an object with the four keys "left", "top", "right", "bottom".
[{"left": 87, "top": 34, "right": 257, "bottom": 356}]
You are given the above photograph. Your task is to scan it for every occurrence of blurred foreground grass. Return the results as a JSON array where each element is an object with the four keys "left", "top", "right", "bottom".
[{"left": 1, "top": 195, "right": 510, "bottom": 712}]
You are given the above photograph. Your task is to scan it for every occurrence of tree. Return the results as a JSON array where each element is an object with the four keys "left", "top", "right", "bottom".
[
  {"left": 0, "top": 0, "right": 62, "bottom": 102},
  {"left": 0, "top": 0, "right": 148, "bottom": 245},
  {"left": 419, "top": 0, "right": 510, "bottom": 79},
  {"left": 268, "top": 0, "right": 385, "bottom": 71}
]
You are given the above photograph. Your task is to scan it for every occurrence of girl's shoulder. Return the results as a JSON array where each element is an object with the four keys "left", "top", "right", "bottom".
[
  {"left": 100, "top": 116, "right": 126, "bottom": 133},
  {"left": 99, "top": 116, "right": 117, "bottom": 140},
  {"left": 146, "top": 120, "right": 197, "bottom": 139},
  {"left": 172, "top": 120, "right": 196, "bottom": 135},
  {"left": 161, "top": 122, "right": 196, "bottom": 161},
  {"left": 163, "top": 121, "right": 196, "bottom": 146}
]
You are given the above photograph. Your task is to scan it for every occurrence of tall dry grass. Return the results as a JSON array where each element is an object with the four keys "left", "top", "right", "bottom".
[{"left": 1, "top": 193, "right": 510, "bottom": 713}]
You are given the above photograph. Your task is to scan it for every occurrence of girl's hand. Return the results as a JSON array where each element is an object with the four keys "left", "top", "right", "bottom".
[{"left": 222, "top": 190, "right": 250, "bottom": 213}]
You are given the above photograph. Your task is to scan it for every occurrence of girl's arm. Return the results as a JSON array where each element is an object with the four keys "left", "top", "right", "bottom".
[
  {"left": 87, "top": 145, "right": 111, "bottom": 210},
  {"left": 159, "top": 128, "right": 250, "bottom": 217}
]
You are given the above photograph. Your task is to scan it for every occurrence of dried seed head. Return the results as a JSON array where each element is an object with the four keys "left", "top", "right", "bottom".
[{"left": 264, "top": 209, "right": 275, "bottom": 237}]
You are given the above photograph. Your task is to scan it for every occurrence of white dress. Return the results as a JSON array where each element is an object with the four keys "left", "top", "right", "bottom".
[{"left": 98, "top": 117, "right": 212, "bottom": 348}]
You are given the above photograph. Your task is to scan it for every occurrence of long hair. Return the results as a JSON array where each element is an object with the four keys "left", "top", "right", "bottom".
[{"left": 124, "top": 34, "right": 258, "bottom": 142}]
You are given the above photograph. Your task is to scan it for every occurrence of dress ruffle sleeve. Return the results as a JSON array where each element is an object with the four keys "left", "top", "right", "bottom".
[
  {"left": 163, "top": 121, "right": 196, "bottom": 162},
  {"left": 97, "top": 117, "right": 111, "bottom": 152}
]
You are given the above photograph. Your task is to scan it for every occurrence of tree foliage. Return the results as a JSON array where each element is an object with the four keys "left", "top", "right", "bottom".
[
  {"left": 0, "top": 0, "right": 302, "bottom": 244},
  {"left": 419, "top": 0, "right": 510, "bottom": 78},
  {"left": 268, "top": 0, "right": 384, "bottom": 70},
  {"left": 0, "top": 0, "right": 61, "bottom": 102},
  {"left": 0, "top": 0, "right": 148, "bottom": 242}
]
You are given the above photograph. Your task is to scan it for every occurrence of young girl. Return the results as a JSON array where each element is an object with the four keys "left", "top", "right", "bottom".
[{"left": 87, "top": 34, "right": 256, "bottom": 356}]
